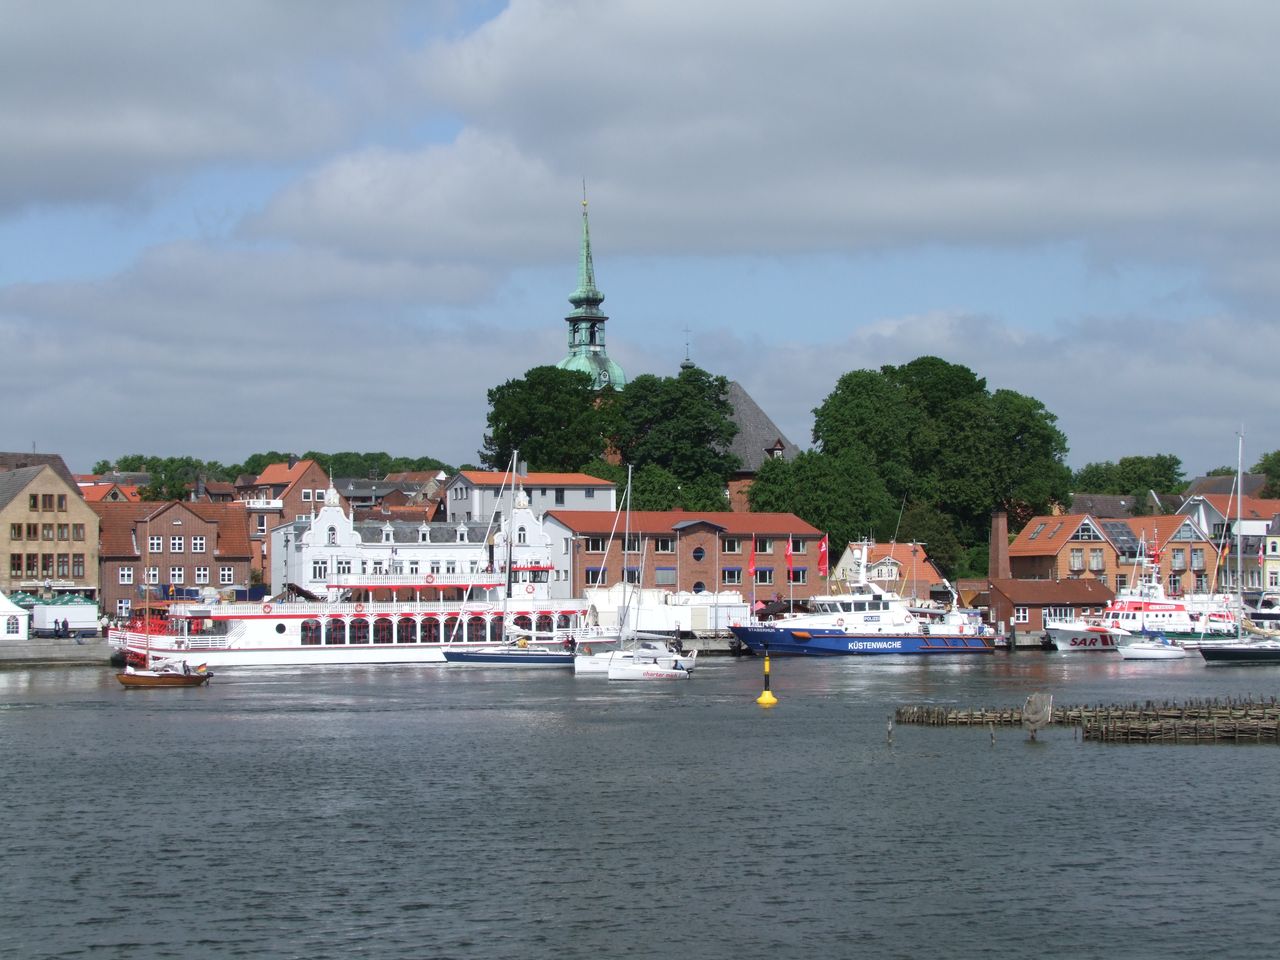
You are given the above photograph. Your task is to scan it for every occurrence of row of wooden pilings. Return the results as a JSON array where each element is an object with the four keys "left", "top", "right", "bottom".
[{"left": 894, "top": 697, "right": 1280, "bottom": 744}]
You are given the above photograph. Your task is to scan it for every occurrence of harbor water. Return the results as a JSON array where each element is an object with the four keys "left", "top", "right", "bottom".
[{"left": 3, "top": 654, "right": 1279, "bottom": 960}]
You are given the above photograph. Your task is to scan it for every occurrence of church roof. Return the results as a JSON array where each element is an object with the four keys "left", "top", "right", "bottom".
[{"left": 725, "top": 381, "right": 801, "bottom": 474}]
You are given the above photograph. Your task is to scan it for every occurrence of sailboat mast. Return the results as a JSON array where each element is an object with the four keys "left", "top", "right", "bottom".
[{"left": 1237, "top": 432, "right": 1244, "bottom": 640}]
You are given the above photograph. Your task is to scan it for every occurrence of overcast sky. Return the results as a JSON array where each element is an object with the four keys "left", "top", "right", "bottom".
[{"left": 1, "top": 0, "right": 1273, "bottom": 477}]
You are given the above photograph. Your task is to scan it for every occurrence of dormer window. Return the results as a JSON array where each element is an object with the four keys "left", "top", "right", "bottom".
[
  {"left": 382, "top": 525, "right": 394, "bottom": 544},
  {"left": 328, "top": 527, "right": 337, "bottom": 545},
  {"left": 518, "top": 526, "right": 528, "bottom": 545}
]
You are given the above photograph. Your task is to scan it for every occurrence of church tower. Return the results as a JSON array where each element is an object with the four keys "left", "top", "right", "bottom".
[{"left": 555, "top": 197, "right": 625, "bottom": 390}]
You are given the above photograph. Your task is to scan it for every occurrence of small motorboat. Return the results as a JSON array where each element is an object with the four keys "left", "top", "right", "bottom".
[
  {"left": 116, "top": 658, "right": 212, "bottom": 688},
  {"left": 1118, "top": 635, "right": 1187, "bottom": 661},
  {"left": 607, "top": 654, "right": 692, "bottom": 680}
]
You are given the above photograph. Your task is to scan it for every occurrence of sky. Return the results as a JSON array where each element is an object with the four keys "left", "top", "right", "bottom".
[{"left": 1, "top": 0, "right": 1274, "bottom": 478}]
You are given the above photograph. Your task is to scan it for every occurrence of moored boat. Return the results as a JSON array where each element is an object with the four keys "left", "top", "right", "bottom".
[
  {"left": 728, "top": 545, "right": 995, "bottom": 656},
  {"left": 1117, "top": 635, "right": 1187, "bottom": 661},
  {"left": 116, "top": 658, "right": 212, "bottom": 688}
]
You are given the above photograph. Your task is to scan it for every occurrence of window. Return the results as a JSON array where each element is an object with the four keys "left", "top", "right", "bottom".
[
  {"left": 42, "top": 524, "right": 54, "bottom": 541},
  {"left": 337, "top": 559, "right": 352, "bottom": 575},
  {"left": 756, "top": 538, "right": 773, "bottom": 554},
  {"left": 302, "top": 489, "right": 313, "bottom": 501},
  {"left": 119, "top": 567, "right": 134, "bottom": 585},
  {"left": 170, "top": 567, "right": 184, "bottom": 585},
  {"left": 314, "top": 489, "right": 324, "bottom": 501},
  {"left": 312, "top": 560, "right": 328, "bottom": 580},
  {"left": 10, "top": 523, "right": 21, "bottom": 540},
  {"left": 57, "top": 494, "right": 67, "bottom": 511},
  {"left": 7, "top": 615, "right": 19, "bottom": 635},
  {"left": 1089, "top": 548, "right": 1104, "bottom": 572},
  {"left": 41, "top": 554, "right": 53, "bottom": 576},
  {"left": 654, "top": 537, "right": 674, "bottom": 553},
  {"left": 10, "top": 554, "right": 21, "bottom": 576},
  {"left": 42, "top": 494, "right": 54, "bottom": 510},
  {"left": 1013, "top": 606, "right": 1029, "bottom": 624},
  {"left": 754, "top": 567, "right": 774, "bottom": 586},
  {"left": 655, "top": 567, "right": 676, "bottom": 586},
  {"left": 722, "top": 537, "right": 741, "bottom": 554},
  {"left": 28, "top": 494, "right": 38, "bottom": 510},
  {"left": 692, "top": 547, "right": 705, "bottom": 561},
  {"left": 55, "top": 554, "right": 68, "bottom": 577},
  {"left": 555, "top": 489, "right": 565, "bottom": 506},
  {"left": 149, "top": 536, "right": 162, "bottom": 554},
  {"left": 517, "top": 526, "right": 528, "bottom": 545},
  {"left": 192, "top": 536, "right": 206, "bottom": 553},
  {"left": 788, "top": 568, "right": 808, "bottom": 585},
  {"left": 1170, "top": 549, "right": 1186, "bottom": 571},
  {"left": 1028, "top": 522, "right": 1046, "bottom": 541},
  {"left": 57, "top": 524, "right": 69, "bottom": 541},
  {"left": 72, "top": 523, "right": 84, "bottom": 541},
  {"left": 257, "top": 515, "right": 266, "bottom": 533},
  {"left": 585, "top": 567, "right": 606, "bottom": 585},
  {"left": 585, "top": 537, "right": 606, "bottom": 552},
  {"left": 1115, "top": 574, "right": 1127, "bottom": 591},
  {"left": 722, "top": 568, "right": 743, "bottom": 586},
  {"left": 219, "top": 566, "right": 234, "bottom": 585},
  {"left": 585, "top": 489, "right": 595, "bottom": 499},
  {"left": 194, "top": 566, "right": 210, "bottom": 584},
  {"left": 26, "top": 523, "right": 37, "bottom": 540},
  {"left": 171, "top": 536, "right": 184, "bottom": 553},
  {"left": 1046, "top": 606, "right": 1072, "bottom": 621},
  {"left": 1069, "top": 549, "right": 1084, "bottom": 571},
  {"left": 625, "top": 567, "right": 641, "bottom": 585},
  {"left": 1191, "top": 548, "right": 1205, "bottom": 571},
  {"left": 624, "top": 534, "right": 640, "bottom": 552},
  {"left": 1271, "top": 570, "right": 1279, "bottom": 589},
  {"left": 116, "top": 599, "right": 131, "bottom": 618}
]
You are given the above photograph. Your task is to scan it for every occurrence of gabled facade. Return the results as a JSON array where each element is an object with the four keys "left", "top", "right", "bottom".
[
  {"left": 237, "top": 458, "right": 347, "bottom": 574},
  {"left": 542, "top": 510, "right": 822, "bottom": 600},
  {"left": 831, "top": 541, "right": 947, "bottom": 601},
  {"left": 988, "top": 578, "right": 1115, "bottom": 640},
  {"left": 445, "top": 471, "right": 616, "bottom": 523},
  {"left": 724, "top": 380, "right": 801, "bottom": 511},
  {"left": 92, "top": 500, "right": 253, "bottom": 619},
  {"left": 1, "top": 464, "right": 99, "bottom": 600}
]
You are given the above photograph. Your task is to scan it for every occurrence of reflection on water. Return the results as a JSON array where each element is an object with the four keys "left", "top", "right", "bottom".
[{"left": 2, "top": 655, "right": 1279, "bottom": 960}]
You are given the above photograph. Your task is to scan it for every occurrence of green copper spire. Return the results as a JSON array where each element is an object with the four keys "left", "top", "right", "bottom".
[{"left": 556, "top": 193, "right": 625, "bottom": 390}]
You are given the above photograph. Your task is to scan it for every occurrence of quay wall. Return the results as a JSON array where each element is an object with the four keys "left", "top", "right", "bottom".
[{"left": 1, "top": 636, "right": 112, "bottom": 665}]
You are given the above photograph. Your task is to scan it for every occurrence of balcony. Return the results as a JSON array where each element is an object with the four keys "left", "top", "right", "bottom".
[{"left": 243, "top": 499, "right": 283, "bottom": 511}]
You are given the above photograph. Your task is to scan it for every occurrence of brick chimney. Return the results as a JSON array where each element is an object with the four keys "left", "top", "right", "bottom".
[{"left": 989, "top": 509, "right": 1011, "bottom": 579}]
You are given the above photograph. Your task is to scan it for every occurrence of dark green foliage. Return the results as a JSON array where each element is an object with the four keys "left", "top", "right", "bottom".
[
  {"left": 611, "top": 367, "right": 739, "bottom": 484},
  {"left": 748, "top": 450, "right": 896, "bottom": 548},
  {"left": 1072, "top": 454, "right": 1185, "bottom": 497},
  {"left": 1252, "top": 450, "right": 1280, "bottom": 498},
  {"left": 811, "top": 357, "right": 1070, "bottom": 553},
  {"left": 480, "top": 366, "right": 609, "bottom": 471}
]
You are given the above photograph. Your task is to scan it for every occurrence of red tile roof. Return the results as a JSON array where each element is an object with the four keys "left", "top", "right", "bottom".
[
  {"left": 91, "top": 501, "right": 252, "bottom": 559},
  {"left": 545, "top": 510, "right": 820, "bottom": 536},
  {"left": 1196, "top": 494, "right": 1280, "bottom": 521},
  {"left": 80, "top": 483, "right": 141, "bottom": 503},
  {"left": 989, "top": 578, "right": 1116, "bottom": 604},
  {"left": 1008, "top": 515, "right": 1087, "bottom": 556},
  {"left": 256, "top": 459, "right": 317, "bottom": 486}
]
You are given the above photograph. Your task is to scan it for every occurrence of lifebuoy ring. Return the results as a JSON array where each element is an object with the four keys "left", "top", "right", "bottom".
[
  {"left": 175, "top": 638, "right": 186, "bottom": 650},
  {"left": 582, "top": 644, "right": 592, "bottom": 656},
  {"left": 354, "top": 602, "right": 365, "bottom": 614},
  {"left": 836, "top": 618, "right": 844, "bottom": 627},
  {"left": 262, "top": 603, "right": 273, "bottom": 614},
  {"left": 425, "top": 574, "right": 435, "bottom": 584},
  {"left": 525, "top": 585, "right": 534, "bottom": 594},
  {"left": 904, "top": 614, "right": 914, "bottom": 623}
]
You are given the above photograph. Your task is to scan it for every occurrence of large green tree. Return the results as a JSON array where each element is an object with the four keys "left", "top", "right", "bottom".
[
  {"left": 1072, "top": 454, "right": 1185, "bottom": 496},
  {"left": 748, "top": 450, "right": 897, "bottom": 549},
  {"left": 810, "top": 357, "right": 1070, "bottom": 552},
  {"left": 1253, "top": 450, "right": 1280, "bottom": 498},
  {"left": 480, "top": 366, "right": 610, "bottom": 471},
  {"left": 611, "top": 366, "right": 740, "bottom": 484}
]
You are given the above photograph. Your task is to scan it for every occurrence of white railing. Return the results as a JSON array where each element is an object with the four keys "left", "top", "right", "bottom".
[
  {"left": 242, "top": 499, "right": 283, "bottom": 510},
  {"left": 327, "top": 573, "right": 502, "bottom": 589}
]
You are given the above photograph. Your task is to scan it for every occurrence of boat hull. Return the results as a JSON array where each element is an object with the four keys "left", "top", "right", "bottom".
[
  {"left": 442, "top": 649, "right": 574, "bottom": 667},
  {"left": 728, "top": 625, "right": 994, "bottom": 656},
  {"left": 1117, "top": 642, "right": 1186, "bottom": 661},
  {"left": 1043, "top": 626, "right": 1122, "bottom": 653},
  {"left": 116, "top": 671, "right": 211, "bottom": 688},
  {"left": 1200, "top": 643, "right": 1280, "bottom": 664}
]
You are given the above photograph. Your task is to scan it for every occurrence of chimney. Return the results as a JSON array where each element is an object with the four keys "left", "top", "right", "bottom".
[{"left": 989, "top": 509, "right": 1011, "bottom": 580}]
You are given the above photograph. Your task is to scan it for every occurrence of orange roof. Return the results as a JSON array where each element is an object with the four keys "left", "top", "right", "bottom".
[
  {"left": 545, "top": 510, "right": 819, "bottom": 537},
  {"left": 256, "top": 459, "right": 317, "bottom": 486},
  {"left": 80, "top": 483, "right": 141, "bottom": 503},
  {"left": 1008, "top": 515, "right": 1088, "bottom": 556},
  {"left": 1193, "top": 493, "right": 1280, "bottom": 521},
  {"left": 458, "top": 470, "right": 615, "bottom": 488}
]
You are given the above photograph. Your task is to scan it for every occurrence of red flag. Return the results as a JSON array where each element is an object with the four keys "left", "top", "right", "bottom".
[
  {"left": 818, "top": 535, "right": 829, "bottom": 577},
  {"left": 785, "top": 536, "right": 794, "bottom": 572},
  {"left": 747, "top": 537, "right": 757, "bottom": 579}
]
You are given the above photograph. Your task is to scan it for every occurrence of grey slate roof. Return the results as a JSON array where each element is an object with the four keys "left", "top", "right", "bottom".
[
  {"left": 725, "top": 381, "right": 801, "bottom": 474},
  {"left": 1184, "top": 473, "right": 1266, "bottom": 497},
  {"left": 352, "top": 520, "right": 494, "bottom": 545},
  {"left": 1066, "top": 493, "right": 1139, "bottom": 517},
  {"left": 0, "top": 452, "right": 77, "bottom": 489},
  {"left": 0, "top": 465, "right": 47, "bottom": 510}
]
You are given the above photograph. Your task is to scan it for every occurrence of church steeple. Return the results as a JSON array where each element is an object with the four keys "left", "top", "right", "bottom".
[{"left": 556, "top": 192, "right": 626, "bottom": 390}]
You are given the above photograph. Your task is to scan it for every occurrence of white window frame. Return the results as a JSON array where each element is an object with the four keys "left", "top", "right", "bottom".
[
  {"left": 170, "top": 535, "right": 184, "bottom": 553},
  {"left": 119, "top": 567, "right": 134, "bottom": 585},
  {"left": 169, "top": 566, "right": 184, "bottom": 585},
  {"left": 194, "top": 566, "right": 210, "bottom": 584},
  {"left": 192, "top": 535, "right": 206, "bottom": 553},
  {"left": 219, "top": 566, "right": 234, "bottom": 585}
]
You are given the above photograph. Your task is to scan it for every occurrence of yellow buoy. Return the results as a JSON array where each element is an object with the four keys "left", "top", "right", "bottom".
[{"left": 756, "top": 651, "right": 778, "bottom": 707}]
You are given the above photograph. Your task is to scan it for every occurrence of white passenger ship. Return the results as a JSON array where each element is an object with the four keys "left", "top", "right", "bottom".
[{"left": 109, "top": 484, "right": 607, "bottom": 668}]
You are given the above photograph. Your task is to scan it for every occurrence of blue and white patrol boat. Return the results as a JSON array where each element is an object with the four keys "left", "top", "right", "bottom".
[{"left": 728, "top": 546, "right": 995, "bottom": 656}]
